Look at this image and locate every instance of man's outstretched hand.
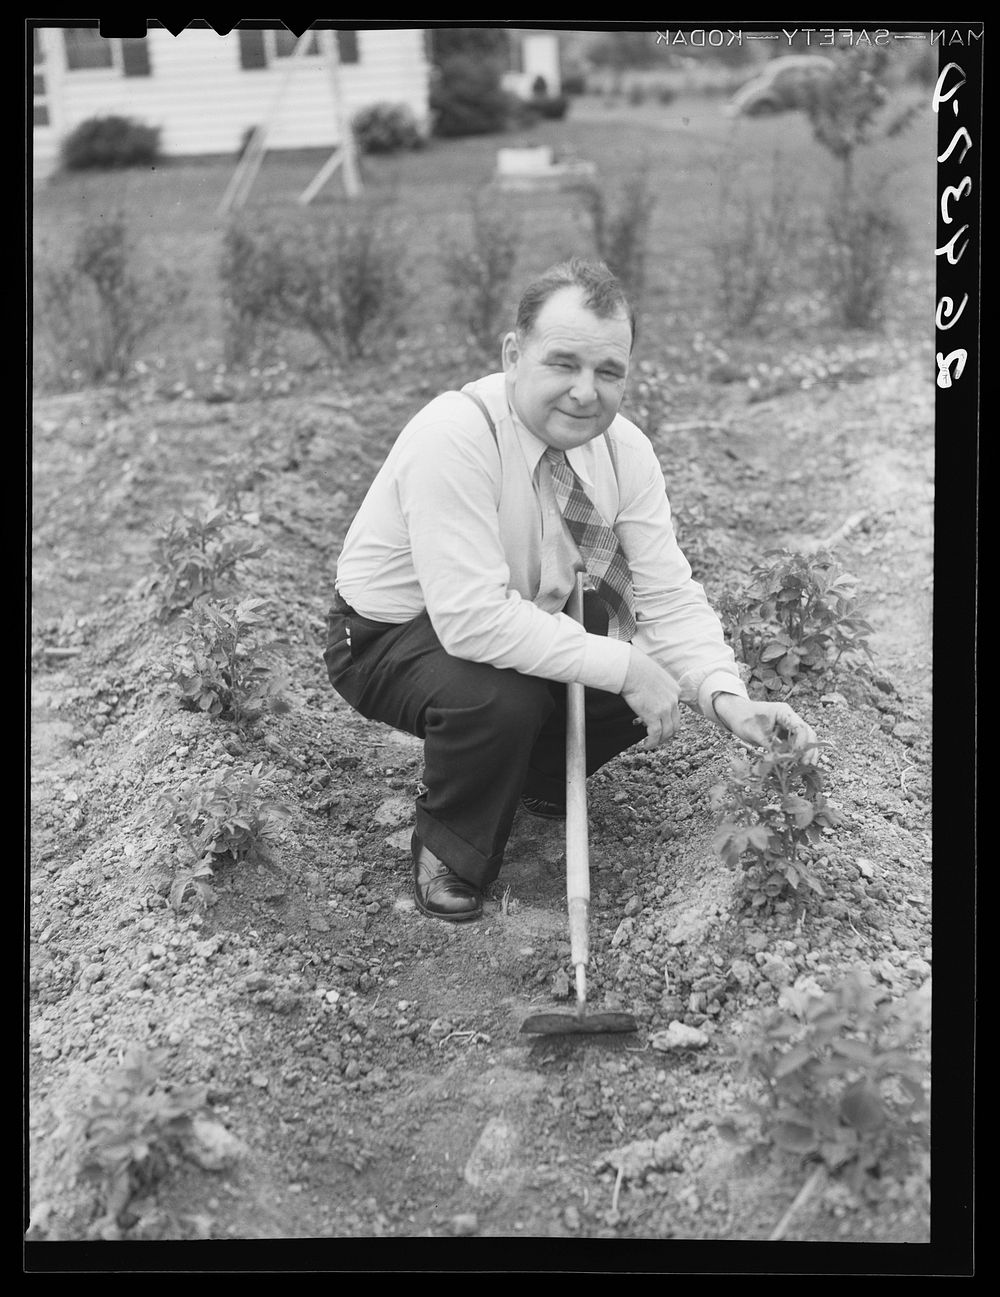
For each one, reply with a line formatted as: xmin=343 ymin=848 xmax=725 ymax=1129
xmin=711 ymin=692 xmax=818 ymax=761
xmin=621 ymin=648 xmax=681 ymax=749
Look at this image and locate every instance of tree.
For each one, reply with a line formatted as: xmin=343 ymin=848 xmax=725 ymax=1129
xmin=804 ymin=48 xmax=915 ymax=330
xmin=428 ymin=28 xmax=510 ymax=63
xmin=803 ymin=47 xmax=915 ymax=203
xmin=428 ymin=28 xmax=511 ymax=138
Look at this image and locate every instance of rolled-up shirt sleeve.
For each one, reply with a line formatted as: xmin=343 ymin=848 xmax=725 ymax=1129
xmin=394 ymin=418 xmax=632 ymax=693
xmin=611 ymin=432 xmax=748 ymax=722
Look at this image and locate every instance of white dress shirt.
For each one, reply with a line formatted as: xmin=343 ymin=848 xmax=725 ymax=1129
xmin=334 ymin=372 xmax=748 ymax=723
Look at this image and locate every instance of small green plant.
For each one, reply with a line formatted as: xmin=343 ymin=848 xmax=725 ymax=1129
xmin=147 ymin=500 xmax=263 ymax=620
xmin=157 ymin=761 xmax=289 ymax=910
xmin=723 ymin=970 xmax=930 ymax=1197
xmin=78 ymin=1048 xmax=209 ymax=1234
xmin=574 ymin=170 xmax=655 ymax=305
xmin=171 ymin=597 xmax=290 ymax=730
xmin=442 ymin=192 xmax=522 ymax=353
xmin=61 ymin=114 xmax=161 ymax=171
xmin=711 ymin=730 xmax=844 ymax=907
xmin=34 ymin=214 xmax=188 ymax=387
xmin=719 ymin=548 xmax=874 ymax=695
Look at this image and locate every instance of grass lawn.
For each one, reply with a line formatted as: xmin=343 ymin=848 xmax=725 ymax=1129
xmin=31 ymin=89 xmax=938 ymax=392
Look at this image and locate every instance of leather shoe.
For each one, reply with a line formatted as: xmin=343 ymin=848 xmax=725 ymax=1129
xmin=411 ymin=832 xmax=482 ymax=922
xmin=520 ymin=795 xmax=566 ymax=820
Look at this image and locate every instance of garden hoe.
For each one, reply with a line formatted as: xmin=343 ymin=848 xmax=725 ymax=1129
xmin=520 ymin=572 xmax=638 ymax=1038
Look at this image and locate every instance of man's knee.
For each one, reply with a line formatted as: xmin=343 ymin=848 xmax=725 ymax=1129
xmin=426 ymin=660 xmax=553 ymax=738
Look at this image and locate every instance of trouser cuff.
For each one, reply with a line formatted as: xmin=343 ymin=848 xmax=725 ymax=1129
xmin=415 ymin=799 xmax=504 ymax=891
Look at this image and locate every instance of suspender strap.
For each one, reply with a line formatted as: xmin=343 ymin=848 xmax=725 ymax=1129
xmin=461 ymin=389 xmax=498 ymax=445
xmin=460 ymin=388 xmax=619 ymax=488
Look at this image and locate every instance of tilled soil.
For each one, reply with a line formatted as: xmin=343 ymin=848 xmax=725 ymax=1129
xmin=28 ymin=343 xmax=934 ymax=1254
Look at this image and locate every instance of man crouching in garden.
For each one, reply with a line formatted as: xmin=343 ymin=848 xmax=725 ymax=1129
xmin=324 ymin=257 xmax=817 ymax=922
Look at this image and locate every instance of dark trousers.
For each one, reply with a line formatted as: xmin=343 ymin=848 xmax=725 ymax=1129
xmin=323 ymin=596 xmax=643 ymax=889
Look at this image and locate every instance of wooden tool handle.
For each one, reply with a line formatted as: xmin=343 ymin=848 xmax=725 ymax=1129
xmin=566 ymin=571 xmax=590 ymax=977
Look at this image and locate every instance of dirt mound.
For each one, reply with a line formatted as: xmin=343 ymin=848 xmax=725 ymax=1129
xmin=29 ymin=355 xmax=933 ymax=1247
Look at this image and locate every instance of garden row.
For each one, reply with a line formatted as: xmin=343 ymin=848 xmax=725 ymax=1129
xmin=138 ymin=471 xmax=876 ymax=920
xmin=56 ymin=469 xmax=928 ymax=1233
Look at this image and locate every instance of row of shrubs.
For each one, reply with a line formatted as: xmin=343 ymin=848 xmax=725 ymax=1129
xmin=33 ymin=166 xmax=660 ymax=387
xmin=34 ymin=159 xmax=906 ymax=397
xmin=58 ymin=84 xmax=568 ymax=173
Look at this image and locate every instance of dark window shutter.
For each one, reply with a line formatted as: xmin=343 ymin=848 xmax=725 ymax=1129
xmin=64 ymin=29 xmax=114 ymax=70
xmin=121 ymin=37 xmax=151 ymax=77
xmin=336 ymin=30 xmax=359 ymax=64
xmin=34 ymin=103 xmax=50 ymax=126
xmin=238 ymin=28 xmax=268 ymax=70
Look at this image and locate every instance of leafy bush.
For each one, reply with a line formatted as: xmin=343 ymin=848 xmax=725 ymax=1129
xmin=157 ymin=762 xmax=290 ymax=910
xmin=802 ymin=48 xmax=915 ymax=330
xmin=709 ymin=153 xmax=801 ymax=332
xmin=61 ymin=114 xmax=161 ymax=171
xmin=574 ymin=171 xmax=655 ymax=305
xmin=78 ymin=1048 xmax=210 ymax=1236
xmin=723 ymin=970 xmax=930 ymax=1197
xmin=219 ymin=201 xmax=409 ymax=364
xmin=711 ymin=731 xmax=842 ymax=907
xmin=146 ymin=500 xmax=262 ymax=621
xmin=430 ymin=53 xmax=511 ymax=137
xmin=531 ymin=92 xmax=570 ymax=120
xmin=719 ymin=549 xmax=874 ymax=695
xmin=218 ymin=219 xmax=282 ymax=366
xmin=351 ymin=102 xmax=425 ymax=154
xmin=442 ymin=193 xmax=521 ymax=353
xmin=171 ymin=597 xmax=291 ymax=730
xmin=824 ymin=196 xmax=908 ymax=330
xmin=34 ymin=214 xmax=189 ymax=387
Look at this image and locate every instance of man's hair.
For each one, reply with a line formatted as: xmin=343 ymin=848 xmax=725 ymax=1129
xmin=514 ymin=258 xmax=637 ymax=349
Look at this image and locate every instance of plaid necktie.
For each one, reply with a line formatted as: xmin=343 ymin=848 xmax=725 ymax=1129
xmin=545 ymin=448 xmax=636 ymax=642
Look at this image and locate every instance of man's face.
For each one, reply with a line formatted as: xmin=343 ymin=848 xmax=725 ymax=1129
xmin=502 ymin=286 xmax=632 ymax=451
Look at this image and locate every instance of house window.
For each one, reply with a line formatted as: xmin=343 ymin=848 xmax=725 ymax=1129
xmin=63 ymin=29 xmax=151 ymax=76
xmin=33 ymin=29 xmax=50 ymax=125
xmin=238 ymin=27 xmax=358 ymax=69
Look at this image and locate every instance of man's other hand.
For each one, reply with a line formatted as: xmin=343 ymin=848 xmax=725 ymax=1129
xmin=622 ymin=649 xmax=681 ymax=749
xmin=712 ymin=693 xmax=818 ymax=762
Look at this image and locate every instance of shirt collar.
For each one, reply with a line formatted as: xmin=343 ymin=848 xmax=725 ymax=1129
xmin=502 ymin=387 xmax=600 ymax=490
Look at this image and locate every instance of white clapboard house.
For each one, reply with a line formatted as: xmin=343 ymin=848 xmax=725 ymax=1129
xmin=31 ymin=24 xmax=432 ymax=181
